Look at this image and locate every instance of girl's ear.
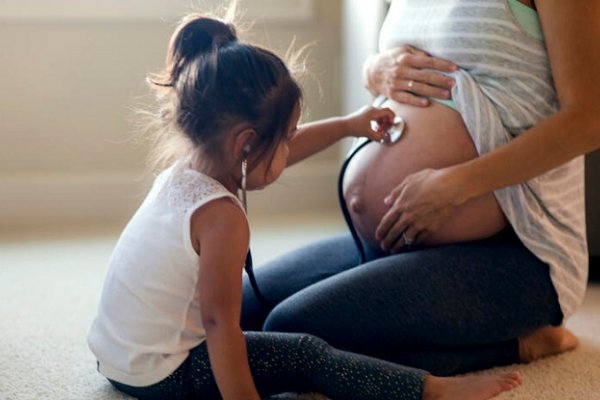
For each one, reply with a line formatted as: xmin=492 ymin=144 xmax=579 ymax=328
xmin=233 ymin=128 xmax=257 ymax=160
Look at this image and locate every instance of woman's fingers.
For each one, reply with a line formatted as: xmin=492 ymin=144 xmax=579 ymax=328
xmin=408 ymin=53 xmax=458 ymax=73
xmin=377 ymin=168 xmax=460 ymax=253
xmin=376 ymin=205 xmax=398 ymax=242
xmin=378 ymin=212 xmax=408 ymax=252
xmin=386 ymin=52 xmax=457 ymax=102
xmin=376 ymin=46 xmax=458 ymax=107
xmin=377 ymin=210 xmax=425 ymax=253
xmin=376 ymin=188 xmax=407 ymax=246
xmin=391 ymin=52 xmax=457 ymax=76
xmin=406 ymin=68 xmax=456 ymax=92
xmin=388 ymin=67 xmax=455 ymax=96
xmin=387 ymin=89 xmax=430 ymax=107
xmin=378 ymin=208 xmax=431 ymax=253
xmin=398 ymin=79 xmax=451 ymax=100
xmin=388 ymin=225 xmax=423 ymax=254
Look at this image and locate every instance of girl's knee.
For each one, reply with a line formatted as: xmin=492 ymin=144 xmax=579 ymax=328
xmin=298 ymin=333 xmax=328 ymax=350
xmin=292 ymin=333 xmax=331 ymax=362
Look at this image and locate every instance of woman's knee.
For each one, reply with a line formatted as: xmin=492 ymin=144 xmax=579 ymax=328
xmin=263 ymin=301 xmax=308 ymax=333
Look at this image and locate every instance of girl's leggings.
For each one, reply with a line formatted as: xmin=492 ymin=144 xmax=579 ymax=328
xmin=108 ymin=332 xmax=426 ymax=400
xmin=241 ymin=228 xmax=564 ymax=376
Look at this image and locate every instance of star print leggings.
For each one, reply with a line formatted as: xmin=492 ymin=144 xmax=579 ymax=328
xmin=108 ymin=332 xmax=426 ymax=400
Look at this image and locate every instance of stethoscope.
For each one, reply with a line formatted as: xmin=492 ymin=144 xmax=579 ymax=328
xmin=337 ymin=97 xmax=405 ymax=265
xmin=247 ymin=96 xmax=405 ymax=306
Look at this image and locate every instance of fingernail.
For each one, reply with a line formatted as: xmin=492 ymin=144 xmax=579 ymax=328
xmin=443 ymin=90 xmax=451 ymax=98
xmin=448 ymin=79 xmax=456 ymax=86
xmin=420 ymin=98 xmax=428 ymax=106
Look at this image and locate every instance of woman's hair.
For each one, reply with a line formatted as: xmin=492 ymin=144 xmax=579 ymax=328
xmin=146 ymin=12 xmax=303 ymax=170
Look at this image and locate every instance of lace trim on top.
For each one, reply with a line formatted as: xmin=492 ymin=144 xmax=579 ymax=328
xmin=157 ymin=165 xmax=242 ymax=213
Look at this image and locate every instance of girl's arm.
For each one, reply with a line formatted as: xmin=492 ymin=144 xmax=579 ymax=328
xmin=286 ymin=106 xmax=395 ymax=166
xmin=192 ymin=198 xmax=260 ymax=400
xmin=376 ymin=0 xmax=600 ymax=246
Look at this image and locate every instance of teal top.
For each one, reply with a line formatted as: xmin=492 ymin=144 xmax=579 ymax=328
xmin=508 ymin=0 xmax=544 ymax=42
xmin=434 ymin=0 xmax=543 ymax=111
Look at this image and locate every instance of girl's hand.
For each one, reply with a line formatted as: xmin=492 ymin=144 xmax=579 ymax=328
xmin=343 ymin=105 xmax=396 ymax=142
xmin=364 ymin=45 xmax=458 ymax=107
xmin=375 ymin=167 xmax=466 ymax=253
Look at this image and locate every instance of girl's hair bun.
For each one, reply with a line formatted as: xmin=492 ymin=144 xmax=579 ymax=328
xmin=177 ymin=14 xmax=237 ymax=58
xmin=153 ymin=14 xmax=237 ymax=87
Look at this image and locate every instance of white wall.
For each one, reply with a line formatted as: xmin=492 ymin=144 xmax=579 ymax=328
xmin=1 ymin=0 xmax=597 ymax=258
xmin=341 ymin=0 xmax=387 ymax=115
xmin=0 ymin=0 xmax=343 ymax=231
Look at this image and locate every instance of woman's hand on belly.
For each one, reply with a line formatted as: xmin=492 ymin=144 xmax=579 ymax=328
xmin=364 ymin=45 xmax=457 ymax=106
xmin=375 ymin=167 xmax=463 ymax=252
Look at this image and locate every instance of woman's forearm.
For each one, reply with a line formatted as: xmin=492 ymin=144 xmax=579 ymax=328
xmin=454 ymin=108 xmax=600 ymax=205
xmin=455 ymin=0 xmax=600 ymax=203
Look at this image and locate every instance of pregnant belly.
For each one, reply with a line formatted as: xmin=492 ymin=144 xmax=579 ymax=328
xmin=343 ymin=100 xmax=507 ymax=250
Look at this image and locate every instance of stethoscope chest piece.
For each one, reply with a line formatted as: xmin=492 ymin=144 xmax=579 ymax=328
xmin=384 ymin=116 xmax=405 ymax=144
xmin=371 ymin=115 xmax=405 ymax=145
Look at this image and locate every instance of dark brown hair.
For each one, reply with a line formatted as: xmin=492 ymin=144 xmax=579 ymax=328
xmin=146 ymin=13 xmax=303 ymax=169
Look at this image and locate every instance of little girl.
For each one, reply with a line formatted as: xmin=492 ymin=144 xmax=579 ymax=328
xmin=87 ymin=12 xmax=522 ymax=400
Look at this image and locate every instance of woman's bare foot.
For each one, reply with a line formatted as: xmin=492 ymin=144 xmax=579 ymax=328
xmin=423 ymin=372 xmax=522 ymax=400
xmin=518 ymin=325 xmax=579 ymax=363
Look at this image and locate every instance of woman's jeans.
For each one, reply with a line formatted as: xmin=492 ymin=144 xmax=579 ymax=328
xmin=241 ymin=228 xmax=563 ymax=376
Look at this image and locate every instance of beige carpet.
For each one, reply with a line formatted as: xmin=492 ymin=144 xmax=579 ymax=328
xmin=1 ymin=217 xmax=599 ymax=400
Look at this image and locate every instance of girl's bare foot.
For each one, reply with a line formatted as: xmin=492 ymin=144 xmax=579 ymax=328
xmin=518 ymin=325 xmax=579 ymax=363
xmin=423 ymin=372 xmax=522 ymax=400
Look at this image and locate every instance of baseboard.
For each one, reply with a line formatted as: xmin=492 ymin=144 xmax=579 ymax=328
xmin=0 ymin=163 xmax=340 ymax=231
xmin=0 ymin=171 xmax=150 ymax=231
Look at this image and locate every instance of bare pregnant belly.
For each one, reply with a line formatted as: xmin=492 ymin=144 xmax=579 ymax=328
xmin=343 ymin=100 xmax=507 ymax=250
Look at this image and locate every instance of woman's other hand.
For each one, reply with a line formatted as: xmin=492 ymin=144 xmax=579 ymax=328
xmin=363 ymin=45 xmax=458 ymax=107
xmin=343 ymin=105 xmax=396 ymax=142
xmin=375 ymin=167 xmax=467 ymax=253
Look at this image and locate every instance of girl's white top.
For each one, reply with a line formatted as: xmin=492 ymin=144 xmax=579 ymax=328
xmin=87 ymin=161 xmax=244 ymax=387
xmin=380 ymin=0 xmax=587 ymax=319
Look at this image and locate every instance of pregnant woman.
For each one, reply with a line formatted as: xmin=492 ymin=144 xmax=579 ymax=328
xmin=241 ymin=0 xmax=600 ymax=375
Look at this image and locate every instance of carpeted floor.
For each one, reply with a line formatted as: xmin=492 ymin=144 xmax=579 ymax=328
xmin=1 ymin=217 xmax=599 ymax=400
